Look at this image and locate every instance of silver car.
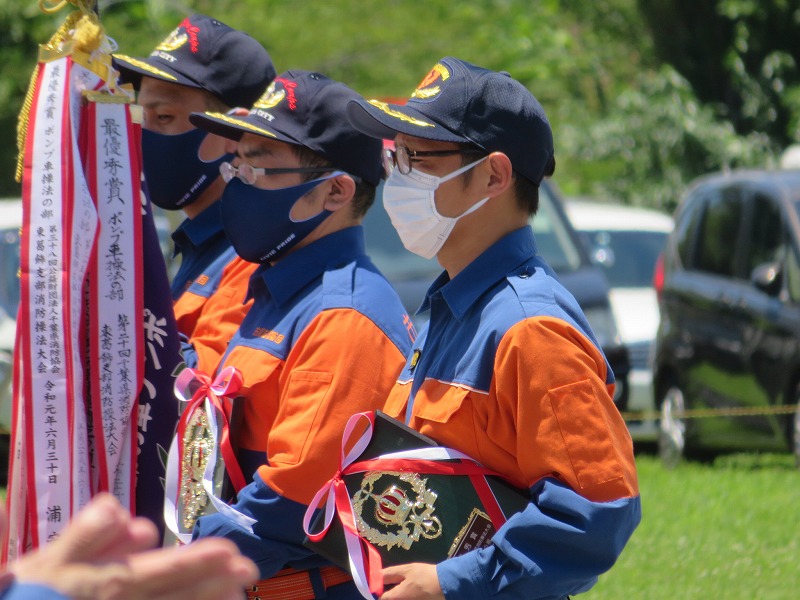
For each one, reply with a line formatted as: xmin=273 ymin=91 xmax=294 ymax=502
xmin=565 ymin=199 xmax=674 ymax=442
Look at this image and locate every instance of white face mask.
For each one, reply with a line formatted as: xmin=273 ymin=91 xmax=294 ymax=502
xmin=383 ymin=157 xmax=490 ymax=259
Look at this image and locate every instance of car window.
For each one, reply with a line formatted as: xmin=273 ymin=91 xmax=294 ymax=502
xmin=0 ymin=228 xmax=20 ymax=318
xmin=694 ymin=186 xmax=743 ymax=277
xmin=530 ymin=184 xmax=583 ymax=273
xmin=675 ymin=190 xmax=705 ymax=269
xmin=745 ymin=193 xmax=785 ymax=277
xmin=582 ymin=230 xmax=668 ymax=288
xmin=786 ymin=243 xmax=800 ymax=302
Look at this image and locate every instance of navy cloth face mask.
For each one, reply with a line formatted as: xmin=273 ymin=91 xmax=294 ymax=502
xmin=221 ymin=172 xmax=342 ymax=264
xmin=142 ymin=127 xmax=233 ymax=211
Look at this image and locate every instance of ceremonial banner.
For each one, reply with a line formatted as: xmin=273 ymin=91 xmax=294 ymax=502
xmin=8 ymin=54 xmax=102 ymax=556
xmin=303 ymin=411 xmax=529 ymax=599
xmin=4 ymin=2 xmax=178 ymax=558
xmin=136 ymin=188 xmax=183 ymax=541
xmin=83 ymin=98 xmax=143 ymax=506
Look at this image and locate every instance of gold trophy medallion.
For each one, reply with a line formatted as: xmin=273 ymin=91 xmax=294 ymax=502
xmin=352 ymin=471 xmax=442 ymax=551
xmin=179 ymin=407 xmax=213 ymax=530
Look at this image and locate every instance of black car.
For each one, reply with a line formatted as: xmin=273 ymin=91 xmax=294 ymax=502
xmin=363 ymin=180 xmax=630 ymax=410
xmin=654 ymin=169 xmax=800 ymax=466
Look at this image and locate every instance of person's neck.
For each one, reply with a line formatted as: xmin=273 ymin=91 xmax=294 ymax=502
xmin=438 ymin=202 xmax=528 ymax=279
xmin=271 ymin=214 xmax=360 ymax=265
xmin=181 ymin=177 xmax=225 ymax=219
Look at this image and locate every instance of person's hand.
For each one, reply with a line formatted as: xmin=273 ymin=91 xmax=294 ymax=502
xmin=0 ymin=508 xmax=15 ymax=593
xmin=10 ymin=493 xmax=258 ymax=600
xmin=380 ymin=563 xmax=444 ymax=600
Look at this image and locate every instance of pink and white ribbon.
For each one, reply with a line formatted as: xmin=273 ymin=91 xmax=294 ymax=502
xmin=303 ymin=412 xmax=522 ymax=599
xmin=163 ymin=367 xmax=256 ymax=544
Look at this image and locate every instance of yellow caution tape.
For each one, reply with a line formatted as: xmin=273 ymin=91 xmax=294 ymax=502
xmin=621 ymin=404 xmax=798 ymax=421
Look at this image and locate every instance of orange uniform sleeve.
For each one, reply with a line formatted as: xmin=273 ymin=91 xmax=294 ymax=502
xmin=493 ymin=316 xmax=638 ymax=502
xmin=175 ymin=257 xmax=257 ymax=374
xmin=384 ymin=315 xmax=638 ymax=505
xmin=256 ymin=308 xmax=406 ymax=504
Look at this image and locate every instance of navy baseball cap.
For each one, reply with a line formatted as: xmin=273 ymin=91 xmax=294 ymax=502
xmin=347 ymin=57 xmax=555 ymax=185
xmin=113 ymin=14 xmax=275 ymax=108
xmin=189 ymin=70 xmax=383 ymax=187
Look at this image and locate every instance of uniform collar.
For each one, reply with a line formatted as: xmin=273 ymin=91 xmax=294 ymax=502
xmin=171 ymin=202 xmax=225 ymax=256
xmin=252 ymin=226 xmax=367 ymax=307
xmin=421 ymin=226 xmax=538 ymax=320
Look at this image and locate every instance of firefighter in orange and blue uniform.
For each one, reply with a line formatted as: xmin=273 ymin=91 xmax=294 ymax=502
xmin=114 ymin=14 xmax=276 ymax=372
xmin=189 ymin=71 xmax=414 ymax=599
xmin=344 ymin=57 xmax=642 ymax=599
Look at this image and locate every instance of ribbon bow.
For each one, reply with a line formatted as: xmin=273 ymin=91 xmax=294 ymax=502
xmin=303 ymin=412 xmax=521 ymax=600
xmin=164 ymin=366 xmax=256 ymax=545
xmin=174 ymin=366 xmax=246 ymax=494
xmin=303 ymin=412 xmax=383 ymax=599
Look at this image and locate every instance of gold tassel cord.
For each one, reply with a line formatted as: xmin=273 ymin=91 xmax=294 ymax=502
xmin=38 ymin=0 xmax=71 ymax=13
xmin=15 ymin=2 xmax=106 ymax=182
xmin=14 ymin=65 xmax=42 ymax=184
xmin=38 ymin=1 xmax=96 ymax=15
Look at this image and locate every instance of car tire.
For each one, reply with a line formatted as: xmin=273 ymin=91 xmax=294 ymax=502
xmin=793 ymin=385 xmax=800 ymax=469
xmin=659 ymin=383 xmax=686 ymax=468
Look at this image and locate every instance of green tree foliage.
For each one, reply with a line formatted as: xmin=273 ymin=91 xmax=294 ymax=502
xmin=566 ymin=66 xmax=774 ymax=211
xmin=0 ymin=0 xmax=794 ymax=210
xmin=639 ymin=0 xmax=800 ymax=145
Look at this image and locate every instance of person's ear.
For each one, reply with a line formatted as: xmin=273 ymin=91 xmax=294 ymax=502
xmin=322 ymin=174 xmax=356 ymax=212
xmin=484 ymin=152 xmax=513 ymax=198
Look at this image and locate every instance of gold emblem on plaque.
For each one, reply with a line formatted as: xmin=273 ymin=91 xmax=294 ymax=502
xmin=179 ymin=407 xmax=213 ymax=530
xmin=352 ymin=471 xmax=442 ymax=551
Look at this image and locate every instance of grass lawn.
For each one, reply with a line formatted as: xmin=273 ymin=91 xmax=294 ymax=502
xmin=0 ymin=451 xmax=796 ymax=598
xmin=583 ymin=451 xmax=799 ymax=599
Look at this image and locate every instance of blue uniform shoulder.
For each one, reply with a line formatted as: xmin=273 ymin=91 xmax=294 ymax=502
xmin=183 ymin=246 xmax=240 ymax=299
xmin=326 ymin=258 xmax=415 ymax=355
xmin=504 ymin=256 xmax=604 ymax=355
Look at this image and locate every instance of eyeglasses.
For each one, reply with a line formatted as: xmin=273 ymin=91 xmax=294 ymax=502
xmin=382 ymin=146 xmax=485 ymax=176
xmin=219 ymin=161 xmax=334 ymax=186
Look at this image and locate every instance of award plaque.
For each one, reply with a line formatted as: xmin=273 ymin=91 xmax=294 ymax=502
xmin=304 ymin=411 xmax=529 ymax=568
xmin=163 ymin=393 xmax=245 ymax=546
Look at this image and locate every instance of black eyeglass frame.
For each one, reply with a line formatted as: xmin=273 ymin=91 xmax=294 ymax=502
xmin=382 ymin=146 xmax=485 ymax=175
xmin=219 ymin=161 xmax=336 ymax=185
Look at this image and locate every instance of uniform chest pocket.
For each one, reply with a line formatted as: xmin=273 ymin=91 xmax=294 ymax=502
xmin=411 ymin=383 xmax=482 ymax=461
xmin=269 ymin=370 xmax=333 ymax=466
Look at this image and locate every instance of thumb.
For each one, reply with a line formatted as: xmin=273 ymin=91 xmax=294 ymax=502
xmin=381 ymin=565 xmax=407 ymax=586
xmin=44 ymin=494 xmax=132 ymax=563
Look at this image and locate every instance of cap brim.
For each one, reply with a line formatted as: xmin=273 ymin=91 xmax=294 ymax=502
xmin=346 ymin=99 xmax=467 ymax=143
xmin=189 ymin=111 xmax=285 ymax=143
xmin=113 ymin=54 xmax=202 ymax=90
